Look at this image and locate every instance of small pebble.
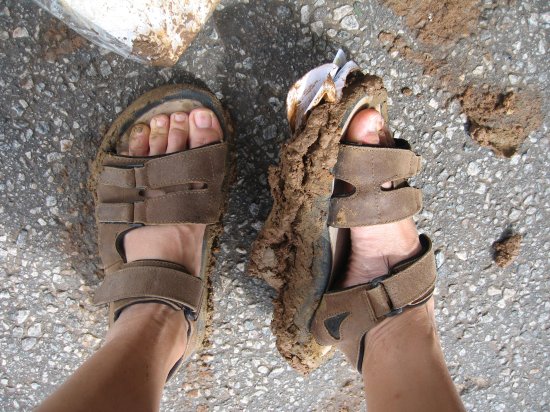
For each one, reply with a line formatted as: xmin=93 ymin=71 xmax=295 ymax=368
xmin=333 ymin=5 xmax=353 ymax=21
xmin=12 ymin=27 xmax=29 ymax=38
xmin=99 ymin=61 xmax=112 ymax=77
xmin=341 ymin=15 xmax=359 ymax=30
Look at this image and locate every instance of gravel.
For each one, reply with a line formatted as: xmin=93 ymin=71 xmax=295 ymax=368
xmin=0 ymin=0 xmax=549 ymax=411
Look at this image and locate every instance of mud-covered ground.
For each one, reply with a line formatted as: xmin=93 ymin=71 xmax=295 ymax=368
xmin=0 ymin=0 xmax=549 ymax=411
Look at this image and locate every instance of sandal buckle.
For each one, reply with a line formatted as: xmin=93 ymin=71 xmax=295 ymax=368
xmin=367 ymin=274 xmax=404 ymax=318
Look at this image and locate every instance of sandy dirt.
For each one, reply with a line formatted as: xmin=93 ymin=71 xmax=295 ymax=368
xmin=381 ymin=0 xmax=481 ymax=46
xmin=41 ymin=19 xmax=88 ymax=63
xmin=379 ymin=0 xmax=542 ymax=157
xmin=493 ymin=233 xmax=522 ymax=267
xmin=459 ymin=87 xmax=543 ymax=157
xmin=249 ymin=74 xmax=388 ymax=373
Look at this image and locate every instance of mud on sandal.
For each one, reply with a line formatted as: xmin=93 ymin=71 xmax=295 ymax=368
xmin=249 ymin=51 xmax=437 ymax=373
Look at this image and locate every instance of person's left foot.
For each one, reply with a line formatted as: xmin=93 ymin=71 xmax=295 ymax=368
xmin=340 ymin=109 xmax=422 ymax=287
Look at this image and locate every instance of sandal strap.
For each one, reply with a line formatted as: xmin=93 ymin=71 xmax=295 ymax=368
xmin=96 ymin=142 xmax=228 ymax=224
xmin=99 ymin=142 xmax=228 ymax=189
xmin=310 ymin=235 xmax=436 ymax=372
xmin=93 ymin=260 xmax=204 ymax=316
xmin=328 ymin=141 xmax=422 ymax=227
xmin=96 ymin=191 xmax=222 ymax=224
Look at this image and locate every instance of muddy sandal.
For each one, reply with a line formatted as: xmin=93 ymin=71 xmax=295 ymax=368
xmin=90 ymin=84 xmax=233 ymax=378
xmin=250 ymin=73 xmax=436 ymax=373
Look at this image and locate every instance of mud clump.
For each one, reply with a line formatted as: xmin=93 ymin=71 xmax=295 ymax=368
xmin=131 ymin=8 xmax=215 ymax=66
xmin=377 ymin=26 xmax=543 ymax=157
xmin=249 ymin=74 xmax=388 ymax=373
xmin=459 ymin=87 xmax=543 ymax=157
xmin=132 ymin=24 xmax=196 ymax=67
xmin=493 ymin=233 xmax=522 ymax=267
xmin=381 ymin=0 xmax=481 ymax=46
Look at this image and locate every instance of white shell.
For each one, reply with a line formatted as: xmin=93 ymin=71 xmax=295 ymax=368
xmin=286 ymin=50 xmax=360 ymax=133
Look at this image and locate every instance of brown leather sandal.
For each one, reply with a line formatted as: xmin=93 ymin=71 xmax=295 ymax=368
xmin=90 ymin=84 xmax=234 ymax=378
xmin=250 ymin=74 xmax=436 ymax=373
xmin=310 ymin=89 xmax=437 ymax=371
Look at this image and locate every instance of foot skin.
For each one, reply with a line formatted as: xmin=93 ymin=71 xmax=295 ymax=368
xmin=109 ymin=108 xmax=223 ymax=367
xmin=341 ymin=109 xmax=422 ymax=288
xmin=121 ymin=108 xmax=223 ymax=276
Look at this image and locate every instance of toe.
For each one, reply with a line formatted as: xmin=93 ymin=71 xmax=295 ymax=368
xmin=128 ymin=123 xmax=150 ymax=156
xmin=188 ymin=108 xmax=223 ymax=149
xmin=167 ymin=112 xmax=189 ymax=153
xmin=345 ymin=108 xmax=393 ymax=147
xmin=148 ymin=114 xmax=170 ymax=155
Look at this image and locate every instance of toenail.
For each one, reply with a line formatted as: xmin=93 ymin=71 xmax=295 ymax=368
xmin=174 ymin=113 xmax=187 ymax=122
xmin=194 ymin=111 xmax=212 ymax=128
xmin=155 ymin=117 xmax=167 ymax=127
xmin=131 ymin=125 xmax=144 ymax=135
xmin=376 ymin=118 xmax=385 ymax=131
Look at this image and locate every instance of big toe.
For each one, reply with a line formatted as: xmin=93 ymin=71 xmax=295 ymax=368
xmin=188 ymin=108 xmax=223 ymax=149
xmin=345 ymin=108 xmax=393 ymax=147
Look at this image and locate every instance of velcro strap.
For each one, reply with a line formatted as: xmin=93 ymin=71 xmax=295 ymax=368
xmin=93 ymin=264 xmax=204 ymax=313
xmin=328 ymin=141 xmax=422 ymax=228
xmin=99 ymin=142 xmax=228 ymax=189
xmin=366 ymin=236 xmax=436 ymax=317
xmin=310 ymin=235 xmax=436 ymax=371
xmin=96 ymin=190 xmax=221 ymax=224
xmin=329 ymin=187 xmax=422 ymax=227
xmin=334 ymin=141 xmax=421 ymax=187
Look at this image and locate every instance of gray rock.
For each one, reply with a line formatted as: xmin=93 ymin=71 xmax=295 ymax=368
xmin=99 ymin=61 xmax=112 ymax=77
xmin=21 ymin=338 xmax=37 ymax=351
xmin=300 ymin=5 xmax=310 ymax=24
xmin=12 ymin=27 xmax=29 ymax=38
xmin=341 ymin=15 xmax=359 ymax=30
xmin=310 ymin=21 xmax=324 ymax=36
xmin=333 ymin=5 xmax=353 ymax=21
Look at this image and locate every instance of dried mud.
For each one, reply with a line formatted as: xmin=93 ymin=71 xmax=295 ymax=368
xmin=381 ymin=0 xmax=481 ymax=46
xmin=459 ymin=87 xmax=543 ymax=157
xmin=131 ymin=1 xmax=219 ymax=66
xmin=493 ymin=233 xmax=522 ymax=267
xmin=42 ymin=19 xmax=88 ymax=63
xmin=379 ymin=1 xmax=542 ymax=157
xmin=249 ymin=74 xmax=388 ymax=373
xmin=132 ymin=23 xmax=197 ymax=67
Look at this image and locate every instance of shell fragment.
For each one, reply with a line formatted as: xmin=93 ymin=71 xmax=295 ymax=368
xmin=286 ymin=50 xmax=360 ymax=133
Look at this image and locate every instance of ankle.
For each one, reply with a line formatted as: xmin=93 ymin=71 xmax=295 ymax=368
xmin=105 ymin=303 xmax=189 ymax=371
xmin=345 ymin=218 xmax=422 ymax=287
xmin=364 ymin=299 xmax=436 ymax=357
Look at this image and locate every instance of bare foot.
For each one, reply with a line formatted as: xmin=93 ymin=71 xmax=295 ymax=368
xmin=341 ymin=109 xmax=422 ymax=287
xmin=121 ymin=108 xmax=223 ymax=275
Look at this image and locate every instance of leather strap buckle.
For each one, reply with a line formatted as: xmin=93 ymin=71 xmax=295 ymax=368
xmin=367 ymin=274 xmax=404 ymax=317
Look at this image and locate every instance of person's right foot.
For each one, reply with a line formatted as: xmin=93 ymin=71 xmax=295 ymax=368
xmin=108 ymin=107 xmax=225 ymax=367
xmin=121 ymin=108 xmax=223 ymax=276
xmin=341 ymin=109 xmax=422 ymax=287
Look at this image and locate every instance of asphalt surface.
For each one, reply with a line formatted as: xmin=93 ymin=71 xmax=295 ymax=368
xmin=0 ymin=0 xmax=549 ymax=411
